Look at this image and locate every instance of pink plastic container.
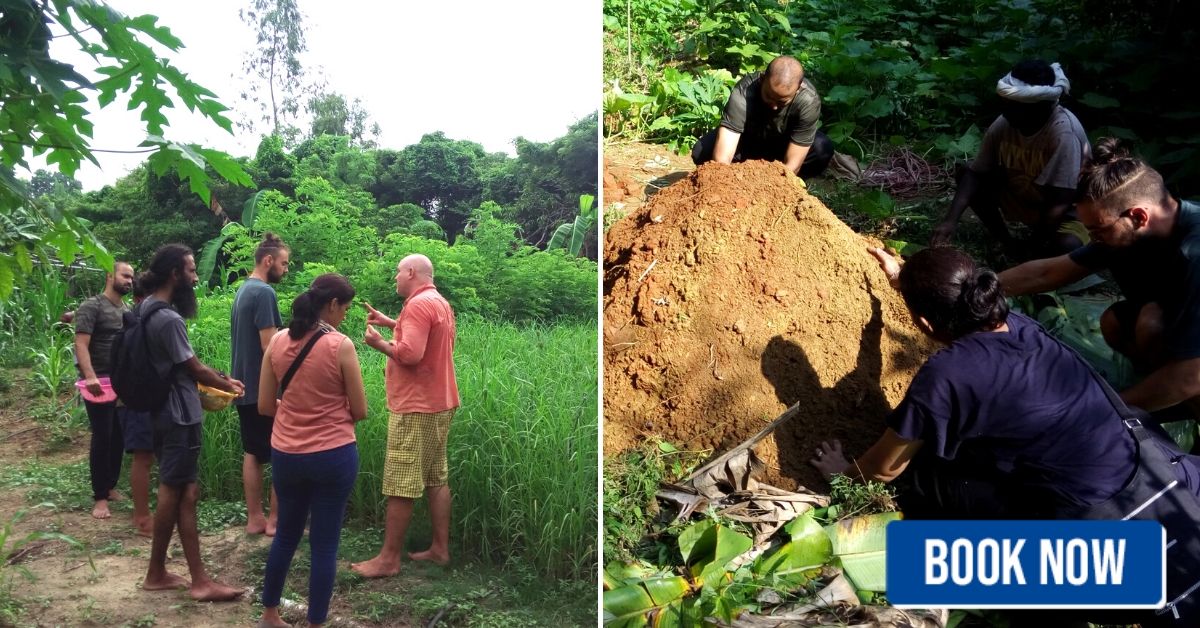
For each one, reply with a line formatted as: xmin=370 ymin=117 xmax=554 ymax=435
xmin=75 ymin=377 xmax=117 ymax=403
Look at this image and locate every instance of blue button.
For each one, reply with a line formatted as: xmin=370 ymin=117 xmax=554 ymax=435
xmin=887 ymin=520 xmax=1165 ymax=608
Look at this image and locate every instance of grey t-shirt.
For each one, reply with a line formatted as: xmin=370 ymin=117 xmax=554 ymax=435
xmin=139 ymin=296 xmax=202 ymax=425
xmin=230 ymin=278 xmax=281 ymax=406
xmin=73 ymin=294 xmax=128 ymax=376
xmin=970 ymin=105 xmax=1090 ymax=223
xmin=720 ymin=72 xmax=822 ymax=147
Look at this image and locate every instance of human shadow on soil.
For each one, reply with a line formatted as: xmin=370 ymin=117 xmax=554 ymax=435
xmin=761 ymin=296 xmax=892 ymax=489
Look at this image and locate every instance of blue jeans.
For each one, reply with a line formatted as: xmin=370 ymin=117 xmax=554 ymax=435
xmin=260 ymin=442 xmax=358 ymax=624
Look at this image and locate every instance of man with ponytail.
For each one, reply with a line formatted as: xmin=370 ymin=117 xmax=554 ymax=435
xmin=136 ymin=244 xmax=244 ymax=601
xmin=932 ymin=59 xmax=1091 ymax=256
xmin=230 ymin=233 xmax=290 ymax=536
xmin=352 ymin=253 xmax=460 ymax=579
xmin=1000 ymin=138 xmax=1200 ymax=424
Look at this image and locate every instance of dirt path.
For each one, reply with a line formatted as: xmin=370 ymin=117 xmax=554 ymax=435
xmin=603 ymin=141 xmax=695 ymax=224
xmin=0 ymin=396 xmax=270 ymax=627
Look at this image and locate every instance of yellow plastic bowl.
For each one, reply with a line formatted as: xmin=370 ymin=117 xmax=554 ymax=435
xmin=197 ymin=383 xmax=237 ymax=412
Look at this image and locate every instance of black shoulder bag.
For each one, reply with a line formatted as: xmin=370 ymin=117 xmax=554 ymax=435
xmin=278 ymin=328 xmax=329 ymax=398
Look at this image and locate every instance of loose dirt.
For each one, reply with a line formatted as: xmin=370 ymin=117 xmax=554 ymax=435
xmin=603 ymin=160 xmax=940 ymax=490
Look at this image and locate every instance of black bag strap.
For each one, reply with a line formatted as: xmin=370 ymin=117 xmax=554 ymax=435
xmin=279 ymin=328 xmax=328 ymax=397
xmin=133 ymin=300 xmax=174 ymax=374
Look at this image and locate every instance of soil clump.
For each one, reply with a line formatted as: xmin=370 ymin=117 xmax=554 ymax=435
xmin=603 ymin=160 xmax=939 ymax=490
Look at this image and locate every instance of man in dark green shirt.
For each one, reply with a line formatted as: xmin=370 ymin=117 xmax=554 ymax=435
xmin=74 ymin=261 xmax=133 ymax=520
xmin=691 ymin=55 xmax=833 ymax=178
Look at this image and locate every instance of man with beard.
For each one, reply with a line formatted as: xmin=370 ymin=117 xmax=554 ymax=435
xmin=137 ymin=244 xmax=244 ymax=601
xmin=74 ymin=260 xmax=135 ymax=520
xmin=121 ymin=273 xmax=156 ymax=536
xmin=230 ymin=233 xmax=290 ymax=536
xmin=999 ymin=139 xmax=1200 ymax=426
xmin=690 ymin=55 xmax=834 ymax=178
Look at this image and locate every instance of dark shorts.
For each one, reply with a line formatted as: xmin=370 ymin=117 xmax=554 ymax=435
xmin=152 ymin=413 xmax=201 ymax=487
xmin=236 ymin=403 xmax=274 ymax=464
xmin=118 ymin=407 xmax=153 ymax=452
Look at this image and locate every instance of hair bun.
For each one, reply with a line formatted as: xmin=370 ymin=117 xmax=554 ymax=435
xmin=957 ymin=269 xmax=1008 ymax=331
xmin=1092 ymin=137 xmax=1132 ymax=166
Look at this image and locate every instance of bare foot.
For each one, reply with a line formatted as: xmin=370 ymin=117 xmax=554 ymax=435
xmin=257 ymin=609 xmax=291 ymax=628
xmin=246 ymin=514 xmax=268 ymax=535
xmin=132 ymin=515 xmax=153 ymax=537
xmin=350 ymin=555 xmax=401 ymax=578
xmin=408 ymin=549 xmax=450 ymax=565
xmin=189 ymin=579 xmax=243 ymax=602
xmin=265 ymin=517 xmax=277 ymax=537
xmin=92 ymin=500 xmax=111 ymax=519
xmin=107 ymin=489 xmax=125 ymax=501
xmin=143 ymin=572 xmax=189 ymax=591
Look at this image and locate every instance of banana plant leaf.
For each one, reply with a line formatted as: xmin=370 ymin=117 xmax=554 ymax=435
xmin=824 ymin=512 xmax=902 ymax=592
xmin=603 ymin=576 xmax=691 ymax=627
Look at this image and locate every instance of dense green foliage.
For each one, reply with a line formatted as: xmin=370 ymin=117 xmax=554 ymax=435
xmin=604 ymin=0 xmax=1200 ymax=194
xmin=185 ymin=291 xmax=597 ymax=580
xmin=1 ymin=0 xmax=254 ymax=298
xmin=47 ymin=116 xmax=598 ymax=323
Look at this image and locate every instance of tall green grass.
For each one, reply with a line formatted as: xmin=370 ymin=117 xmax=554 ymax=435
xmin=188 ymin=287 xmax=598 ymax=580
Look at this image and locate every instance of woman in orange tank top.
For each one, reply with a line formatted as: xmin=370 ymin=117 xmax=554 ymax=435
xmin=256 ymin=274 xmax=367 ymax=628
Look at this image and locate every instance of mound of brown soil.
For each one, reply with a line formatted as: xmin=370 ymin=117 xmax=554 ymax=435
xmin=603 ymin=161 xmax=939 ymax=490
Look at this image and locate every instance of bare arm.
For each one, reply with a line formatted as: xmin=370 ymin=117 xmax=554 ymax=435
xmin=997 ymin=254 xmax=1091 ymax=296
xmin=339 ymin=338 xmax=368 ymax=421
xmin=1121 ymin=358 xmax=1200 ymax=413
xmin=930 ymin=169 xmax=984 ymax=246
xmin=783 ymin=142 xmax=811 ymax=175
xmin=75 ymin=333 xmax=96 ymax=381
xmin=259 ymin=327 xmax=276 ymax=351
xmin=851 ymin=429 xmax=924 ymax=483
xmin=184 ymin=356 xmax=242 ymax=396
xmin=810 ymin=429 xmax=923 ymax=484
xmin=712 ymin=127 xmax=740 ymax=165
xmin=258 ymin=333 xmax=280 ymax=417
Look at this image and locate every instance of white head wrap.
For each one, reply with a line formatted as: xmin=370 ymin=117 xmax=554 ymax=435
xmin=995 ymin=62 xmax=1070 ymax=103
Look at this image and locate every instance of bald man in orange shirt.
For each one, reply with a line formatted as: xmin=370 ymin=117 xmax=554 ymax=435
xmin=352 ymin=254 xmax=461 ymax=578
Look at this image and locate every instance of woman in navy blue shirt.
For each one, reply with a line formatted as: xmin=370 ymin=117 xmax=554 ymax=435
xmin=811 ymin=246 xmax=1200 ymax=519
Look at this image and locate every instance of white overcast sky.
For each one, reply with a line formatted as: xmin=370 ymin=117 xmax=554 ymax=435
xmin=39 ymin=0 xmax=600 ymax=190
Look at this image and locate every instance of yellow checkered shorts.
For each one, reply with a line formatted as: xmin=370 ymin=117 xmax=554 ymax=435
xmin=382 ymin=409 xmax=456 ymax=498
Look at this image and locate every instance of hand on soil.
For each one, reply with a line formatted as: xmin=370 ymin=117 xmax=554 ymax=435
xmin=810 ymin=439 xmax=851 ymax=480
xmin=929 ymin=221 xmax=956 ymax=247
xmin=867 ymin=246 xmax=901 ymax=281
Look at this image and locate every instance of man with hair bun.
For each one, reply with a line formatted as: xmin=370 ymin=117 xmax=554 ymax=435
xmin=691 ymin=54 xmax=834 ymax=178
xmin=1000 ymin=138 xmax=1200 ymax=425
xmin=230 ymin=232 xmax=290 ymax=536
xmin=932 ymin=59 xmax=1091 ymax=256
